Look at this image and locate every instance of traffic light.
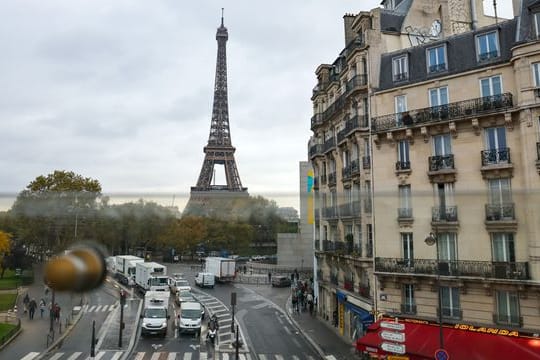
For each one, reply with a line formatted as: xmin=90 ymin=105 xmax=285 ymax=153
xmin=44 ymin=243 xmax=107 ymax=292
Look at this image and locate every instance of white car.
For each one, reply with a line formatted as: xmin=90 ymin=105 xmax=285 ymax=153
xmin=168 ymin=278 xmax=191 ymax=294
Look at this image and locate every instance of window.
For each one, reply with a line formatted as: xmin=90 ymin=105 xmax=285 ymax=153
xmin=397 ymin=140 xmax=410 ymax=170
xmin=366 ymin=224 xmax=373 ymax=257
xmin=495 ymin=291 xmax=520 ymax=325
xmin=532 ymin=63 xmax=540 ymax=87
xmin=393 ymin=55 xmax=408 ymax=82
xmin=433 ymin=134 xmax=452 ymax=156
xmin=398 ymin=185 xmax=412 ymax=218
xmin=401 ymin=233 xmax=413 ymax=266
xmin=383 ymin=0 xmax=396 ymax=10
xmin=487 ymin=178 xmax=514 ymax=220
xmin=402 ymin=284 xmax=416 ymax=314
xmin=476 ymin=31 xmax=499 ymax=61
xmin=429 ymin=86 xmax=449 ymax=107
xmin=484 ymin=127 xmax=508 ymax=164
xmin=435 ymin=183 xmax=456 ymax=221
xmin=441 ymin=287 xmax=461 ymax=318
xmin=480 ymin=75 xmax=502 ymax=97
xmin=438 ymin=233 xmax=457 ymax=261
xmin=395 ymin=95 xmax=407 ymax=125
xmin=427 ymin=45 xmax=447 ymax=73
xmin=534 ymin=13 xmax=540 ymax=38
xmin=492 ymin=233 xmax=515 ymax=262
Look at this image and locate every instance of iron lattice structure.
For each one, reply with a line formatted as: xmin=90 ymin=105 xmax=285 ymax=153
xmin=191 ymin=16 xmax=247 ymax=195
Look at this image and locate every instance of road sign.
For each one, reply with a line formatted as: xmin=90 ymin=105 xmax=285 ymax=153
xmin=381 ymin=321 xmax=405 ymax=331
xmin=435 ymin=349 xmax=450 ymax=360
xmin=381 ymin=342 xmax=406 ymax=354
xmin=380 ymin=330 xmax=406 ymax=343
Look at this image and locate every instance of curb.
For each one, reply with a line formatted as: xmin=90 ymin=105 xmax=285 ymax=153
xmin=0 ymin=326 xmax=22 ymax=351
xmin=120 ymin=297 xmax=143 ymax=360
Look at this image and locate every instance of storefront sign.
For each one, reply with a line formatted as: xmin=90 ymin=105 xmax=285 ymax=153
xmin=380 ymin=330 xmax=406 ymax=342
xmin=454 ymin=324 xmax=519 ymax=337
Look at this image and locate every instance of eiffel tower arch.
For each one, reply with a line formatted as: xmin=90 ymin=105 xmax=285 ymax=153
xmin=185 ymin=13 xmax=248 ymax=217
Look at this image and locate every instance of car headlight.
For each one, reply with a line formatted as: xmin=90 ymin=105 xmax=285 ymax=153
xmin=162 ymin=322 xmax=167 ymax=327
xmin=142 ymin=322 xmax=148 ymax=327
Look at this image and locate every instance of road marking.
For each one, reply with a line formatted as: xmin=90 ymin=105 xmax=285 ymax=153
xmin=109 ymin=352 xmax=123 ymax=360
xmin=101 ymin=305 xmax=109 ymax=312
xmin=94 ymin=305 xmax=102 ymax=312
xmin=20 ymin=353 xmax=40 ymax=360
xmin=133 ymin=352 xmax=145 ymax=360
xmin=150 ymin=353 xmax=162 ymax=360
xmin=292 ymin=356 xmax=300 ymax=360
xmin=183 ymin=353 xmax=192 ymax=360
xmin=258 ymin=355 xmax=267 ymax=360
xmin=95 ymin=352 xmax=106 ymax=359
xmin=199 ymin=352 xmax=207 ymax=360
xmin=87 ymin=305 xmax=96 ymax=312
xmin=167 ymin=353 xmax=177 ymax=360
xmin=222 ymin=354 xmax=229 ymax=360
xmin=82 ymin=305 xmax=89 ymax=311
xmin=48 ymin=353 xmax=64 ymax=360
xmin=66 ymin=352 xmax=83 ymax=360
xmin=274 ymin=356 xmax=285 ymax=360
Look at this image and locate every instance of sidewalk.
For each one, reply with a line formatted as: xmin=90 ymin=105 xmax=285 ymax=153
xmin=0 ymin=263 xmax=84 ymax=359
xmin=244 ymin=281 xmax=357 ymax=360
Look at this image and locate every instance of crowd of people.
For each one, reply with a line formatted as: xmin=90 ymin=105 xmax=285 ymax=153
xmin=290 ymin=270 xmax=316 ymax=316
xmin=22 ymin=286 xmax=61 ymax=323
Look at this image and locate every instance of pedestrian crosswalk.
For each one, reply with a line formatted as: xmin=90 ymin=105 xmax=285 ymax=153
xmin=22 ymin=351 xmax=317 ymax=360
xmin=81 ymin=302 xmax=127 ymax=313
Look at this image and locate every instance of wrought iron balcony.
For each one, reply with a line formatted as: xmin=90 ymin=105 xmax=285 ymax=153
xmin=429 ymin=63 xmax=447 ymax=73
xmin=398 ymin=208 xmax=413 ymax=219
xmin=310 ymin=113 xmax=323 ymax=129
xmin=366 ymin=242 xmax=373 ymax=258
xmin=393 ymin=72 xmax=408 ymax=82
xmin=323 ymin=137 xmax=336 ymax=153
xmin=328 ymin=172 xmax=336 ymax=186
xmin=322 ymin=240 xmax=334 ymax=252
xmin=362 ymin=156 xmax=371 ymax=169
xmin=339 ymin=203 xmax=355 ymax=217
xmin=330 ymin=274 xmax=339 ymax=285
xmin=485 ymin=203 xmax=515 ymax=221
xmin=432 ymin=206 xmax=458 ymax=222
xmin=401 ymin=303 xmax=417 ymax=315
xmin=351 ymin=159 xmax=360 ymax=175
xmin=345 ymin=74 xmax=368 ymax=94
xmin=429 ymin=154 xmax=454 ymax=171
xmin=352 ymin=200 xmax=362 ymax=214
xmin=479 ymin=50 xmax=499 ymax=62
xmin=309 ymin=144 xmax=323 ymax=158
xmin=481 ymin=148 xmax=511 ymax=166
xmin=353 ymin=244 xmax=362 ymax=257
xmin=375 ymin=257 xmax=530 ymax=280
xmin=395 ymin=161 xmax=411 ymax=171
xmin=337 ymin=115 xmax=357 ymax=143
xmin=334 ymin=241 xmax=345 ymax=252
xmin=493 ymin=313 xmax=522 ymax=327
xmin=360 ymin=113 xmax=369 ymax=128
xmin=342 ymin=165 xmax=352 ymax=180
xmin=372 ymin=93 xmax=513 ymax=133
xmin=322 ymin=206 xmax=338 ymax=219
xmin=322 ymin=94 xmax=346 ymax=122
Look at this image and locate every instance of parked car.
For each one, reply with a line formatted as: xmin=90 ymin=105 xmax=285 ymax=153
xmin=271 ymin=276 xmax=292 ymax=287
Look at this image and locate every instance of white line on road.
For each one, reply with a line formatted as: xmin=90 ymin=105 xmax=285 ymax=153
xmin=101 ymin=305 xmax=109 ymax=312
xmin=85 ymin=351 xmax=105 ymax=360
xmin=199 ymin=352 xmax=207 ymax=360
xmin=275 ymin=355 xmax=285 ymax=360
xmin=94 ymin=305 xmax=102 ymax=312
xmin=133 ymin=352 xmax=145 ymax=360
xmin=66 ymin=352 xmax=83 ymax=360
xmin=150 ymin=353 xmax=162 ymax=360
xmin=222 ymin=354 xmax=229 ymax=360
xmin=258 ymin=355 xmax=267 ymax=360
xmin=182 ymin=352 xmax=192 ymax=360
xmin=20 ymin=353 xmax=40 ymax=360
xmin=87 ymin=305 xmax=96 ymax=312
xmin=109 ymin=352 xmax=123 ymax=360
xmin=48 ymin=353 xmax=64 ymax=360
xmin=167 ymin=352 xmax=177 ymax=360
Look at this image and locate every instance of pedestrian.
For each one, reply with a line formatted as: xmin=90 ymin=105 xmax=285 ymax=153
xmin=23 ymin=293 xmax=30 ymax=314
xmin=292 ymin=292 xmax=298 ymax=313
xmin=268 ymin=272 xmax=272 ymax=284
xmin=28 ymin=298 xmax=37 ymax=320
xmin=54 ymin=303 xmax=61 ymax=323
xmin=243 ymin=265 xmax=247 ymax=274
xmin=39 ymin=298 xmax=46 ymax=318
xmin=307 ymin=293 xmax=314 ymax=315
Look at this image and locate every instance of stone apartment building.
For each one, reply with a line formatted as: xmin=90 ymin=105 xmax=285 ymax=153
xmin=308 ymin=0 xmax=500 ymax=345
xmin=354 ymin=0 xmax=540 ymax=358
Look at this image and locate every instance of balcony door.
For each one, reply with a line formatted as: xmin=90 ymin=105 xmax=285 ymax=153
xmin=437 ymin=233 xmax=457 ymax=275
xmin=491 ymin=233 xmax=515 ymax=262
xmin=488 ymin=178 xmax=512 ymax=219
xmin=401 ymin=233 xmax=414 ymax=267
xmin=433 ymin=134 xmax=452 ymax=156
xmin=485 ymin=127 xmax=508 ymax=163
xmin=436 ymin=183 xmax=455 ymax=221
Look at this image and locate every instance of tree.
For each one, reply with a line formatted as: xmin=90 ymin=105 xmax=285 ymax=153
xmin=0 ymin=230 xmax=12 ymax=278
xmin=10 ymin=170 xmax=102 ymax=253
xmin=160 ymin=216 xmax=206 ymax=256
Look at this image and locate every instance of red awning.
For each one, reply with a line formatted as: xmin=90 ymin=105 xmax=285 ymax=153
xmin=356 ymin=320 xmax=540 ymax=359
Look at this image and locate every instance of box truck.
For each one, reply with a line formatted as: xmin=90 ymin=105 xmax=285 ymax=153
xmin=205 ymin=257 xmax=235 ymax=282
xmin=135 ymin=262 xmax=168 ymax=293
xmin=115 ymin=255 xmax=144 ymax=285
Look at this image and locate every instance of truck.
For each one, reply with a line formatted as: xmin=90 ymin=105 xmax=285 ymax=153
xmin=135 ymin=262 xmax=168 ymax=293
xmin=115 ymin=255 xmax=144 ymax=285
xmin=204 ymin=257 xmax=235 ymax=282
xmin=141 ymin=291 xmax=170 ymax=337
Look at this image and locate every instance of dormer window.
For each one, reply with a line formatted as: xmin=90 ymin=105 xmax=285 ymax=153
xmin=392 ymin=55 xmax=408 ymax=82
xmin=383 ymin=0 xmax=396 ymax=10
xmin=427 ymin=45 xmax=447 ymax=73
xmin=534 ymin=13 xmax=540 ymax=38
xmin=476 ymin=31 xmax=500 ymax=62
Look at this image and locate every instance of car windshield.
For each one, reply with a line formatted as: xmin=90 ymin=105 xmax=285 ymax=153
xmin=181 ymin=309 xmax=201 ymax=319
xmin=177 ymin=280 xmax=189 ymax=286
xmin=144 ymin=308 xmax=166 ymax=318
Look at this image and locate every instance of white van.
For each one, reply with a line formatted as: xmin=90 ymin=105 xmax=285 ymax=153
xmin=168 ymin=277 xmax=191 ymax=294
xmin=178 ymin=301 xmax=202 ymax=335
xmin=195 ymin=272 xmax=215 ymax=288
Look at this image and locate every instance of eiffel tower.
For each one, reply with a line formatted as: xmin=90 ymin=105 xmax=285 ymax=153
xmin=185 ymin=12 xmax=248 ymax=216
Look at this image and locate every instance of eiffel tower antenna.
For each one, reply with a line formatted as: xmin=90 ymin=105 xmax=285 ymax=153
xmin=185 ymin=13 xmax=248 ymax=215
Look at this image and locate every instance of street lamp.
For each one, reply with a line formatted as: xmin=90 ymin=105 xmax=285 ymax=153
xmin=424 ymin=231 xmax=444 ymax=351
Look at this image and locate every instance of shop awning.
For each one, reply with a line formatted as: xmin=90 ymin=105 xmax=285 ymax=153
xmin=356 ymin=320 xmax=540 ymax=359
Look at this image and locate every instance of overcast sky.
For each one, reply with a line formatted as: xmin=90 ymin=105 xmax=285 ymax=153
xmin=0 ymin=1 xmax=513 ymax=212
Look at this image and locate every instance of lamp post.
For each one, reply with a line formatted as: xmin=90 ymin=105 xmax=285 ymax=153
xmin=424 ymin=231 xmax=444 ymax=351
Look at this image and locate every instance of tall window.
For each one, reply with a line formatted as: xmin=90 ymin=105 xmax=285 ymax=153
xmin=366 ymin=224 xmax=373 ymax=257
xmin=534 ymin=13 xmax=540 ymax=38
xmin=533 ymin=62 xmax=540 ymax=86
xmin=492 ymin=233 xmax=515 ymax=262
xmin=480 ymin=75 xmax=502 ymax=97
xmin=402 ymin=284 xmax=415 ymax=314
xmin=398 ymin=185 xmax=412 ymax=218
xmin=427 ymin=45 xmax=447 ymax=73
xmin=435 ymin=183 xmax=456 ymax=221
xmin=429 ymin=86 xmax=449 ymax=107
xmin=484 ymin=127 xmax=508 ymax=164
xmin=401 ymin=233 xmax=414 ymax=266
xmin=495 ymin=291 xmax=520 ymax=325
xmin=476 ymin=31 xmax=499 ymax=61
xmin=397 ymin=140 xmax=410 ymax=170
xmin=438 ymin=233 xmax=457 ymax=261
xmin=433 ymin=134 xmax=452 ymax=156
xmin=395 ymin=95 xmax=407 ymax=125
xmin=393 ymin=55 xmax=408 ymax=82
xmin=487 ymin=178 xmax=513 ymax=220
xmin=441 ymin=287 xmax=461 ymax=318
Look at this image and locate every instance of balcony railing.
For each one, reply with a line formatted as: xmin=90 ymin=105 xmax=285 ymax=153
xmin=398 ymin=208 xmax=413 ymax=219
xmin=342 ymin=165 xmax=352 ymax=180
xmin=429 ymin=63 xmax=447 ymax=73
xmin=309 ymin=144 xmax=323 ymax=158
xmin=401 ymin=303 xmax=417 ymax=315
xmin=485 ymin=203 xmax=515 ymax=221
xmin=351 ymin=159 xmax=360 ymax=175
xmin=346 ymin=74 xmax=368 ymax=94
xmin=366 ymin=242 xmax=373 ymax=258
xmin=481 ymin=148 xmax=511 ymax=166
xmin=311 ymin=113 xmax=323 ymax=128
xmin=322 ymin=94 xmax=346 ymax=123
xmin=362 ymin=156 xmax=371 ymax=169
xmin=479 ymin=50 xmax=499 ymax=62
xmin=372 ymin=93 xmax=513 ymax=133
xmin=322 ymin=240 xmax=334 ymax=252
xmin=321 ymin=206 xmax=338 ymax=219
xmin=374 ymin=257 xmax=530 ymax=280
xmin=339 ymin=203 xmax=355 ymax=217
xmin=323 ymin=137 xmax=336 ymax=153
xmin=395 ymin=161 xmax=411 ymax=171
xmin=328 ymin=172 xmax=336 ymax=186
xmin=393 ymin=72 xmax=408 ymax=82
xmin=432 ymin=206 xmax=458 ymax=222
xmin=429 ymin=154 xmax=454 ymax=171
xmin=493 ymin=313 xmax=522 ymax=327
xmin=320 ymin=174 xmax=327 ymax=185
xmin=337 ymin=115 xmax=357 ymax=143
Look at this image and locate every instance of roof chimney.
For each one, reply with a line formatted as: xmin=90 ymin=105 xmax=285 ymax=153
xmin=343 ymin=14 xmax=356 ymax=46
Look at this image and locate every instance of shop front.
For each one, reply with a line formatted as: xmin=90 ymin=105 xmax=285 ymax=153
xmin=336 ymin=291 xmax=374 ymax=342
xmin=356 ymin=318 xmax=540 ymax=359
